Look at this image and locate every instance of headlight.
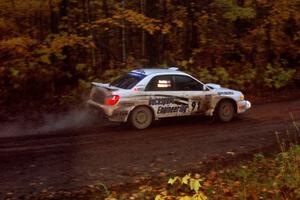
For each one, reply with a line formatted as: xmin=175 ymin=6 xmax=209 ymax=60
xmin=240 ymin=95 xmax=245 ymax=101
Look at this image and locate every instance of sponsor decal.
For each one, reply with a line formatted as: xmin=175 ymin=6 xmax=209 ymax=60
xmin=191 ymin=101 xmax=201 ymax=112
xmin=149 ymin=97 xmax=174 ymax=106
xmin=148 ymin=96 xmax=189 ymax=114
xmin=191 ymin=97 xmax=202 ymax=100
xmin=157 ymin=105 xmax=188 ymax=114
xmin=218 ymin=91 xmax=234 ymax=95
xmin=148 ymin=96 xmax=189 ymax=106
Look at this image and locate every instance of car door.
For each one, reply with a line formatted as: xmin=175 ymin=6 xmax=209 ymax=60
xmin=172 ymin=75 xmax=212 ymax=116
xmin=145 ymin=75 xmax=187 ymax=118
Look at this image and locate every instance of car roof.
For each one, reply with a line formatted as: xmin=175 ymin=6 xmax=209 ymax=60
xmin=131 ymin=68 xmax=187 ymax=76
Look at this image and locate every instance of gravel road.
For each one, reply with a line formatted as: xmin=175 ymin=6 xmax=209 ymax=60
xmin=0 ymin=100 xmax=299 ymax=198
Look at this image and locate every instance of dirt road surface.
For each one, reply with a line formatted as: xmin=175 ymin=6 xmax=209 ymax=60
xmin=0 ymin=100 xmax=299 ymax=199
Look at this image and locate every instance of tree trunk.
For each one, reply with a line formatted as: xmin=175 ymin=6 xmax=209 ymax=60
xmin=184 ymin=0 xmax=197 ymax=60
xmin=266 ymin=22 xmax=275 ymax=64
xmin=86 ymin=0 xmax=97 ymax=72
xmin=59 ymin=0 xmax=69 ymax=32
xmin=158 ymin=0 xmax=167 ymax=64
xmin=145 ymin=0 xmax=159 ymax=66
xmin=49 ymin=0 xmax=58 ymax=34
xmin=122 ymin=0 xmax=127 ymax=64
xmin=59 ymin=0 xmax=71 ymax=70
xmin=140 ymin=0 xmax=146 ymax=58
xmin=250 ymin=0 xmax=258 ymax=67
xmin=100 ymin=0 xmax=110 ymax=71
xmin=60 ymin=0 xmax=69 ymax=17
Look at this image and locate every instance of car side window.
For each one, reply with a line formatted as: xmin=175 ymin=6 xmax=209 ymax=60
xmin=173 ymin=75 xmax=204 ymax=91
xmin=145 ymin=75 xmax=174 ymax=91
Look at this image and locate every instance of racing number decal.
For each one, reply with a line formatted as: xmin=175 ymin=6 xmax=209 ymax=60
xmin=191 ymin=101 xmax=201 ymax=112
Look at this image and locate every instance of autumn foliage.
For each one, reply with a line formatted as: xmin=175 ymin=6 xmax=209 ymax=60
xmin=0 ymin=0 xmax=299 ymax=108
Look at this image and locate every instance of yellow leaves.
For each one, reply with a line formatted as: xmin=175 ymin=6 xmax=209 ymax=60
xmin=295 ymin=31 xmax=300 ymax=42
xmin=182 ymin=174 xmax=191 ymax=185
xmin=161 ymin=24 xmax=171 ymax=34
xmin=233 ymin=181 xmax=241 ymax=187
xmin=256 ymin=0 xmax=269 ymax=5
xmin=10 ymin=68 xmax=20 ymax=78
xmin=192 ymin=193 xmax=208 ymax=200
xmin=121 ymin=9 xmax=161 ymax=34
xmin=33 ymin=34 xmax=94 ymax=65
xmin=198 ymin=14 xmax=209 ymax=25
xmin=168 ymin=176 xmax=180 ymax=185
xmin=93 ymin=18 xmax=122 ymax=28
xmin=124 ymin=10 xmax=159 ymax=24
xmin=215 ymin=0 xmax=256 ymax=21
xmin=90 ymin=9 xmax=185 ymax=35
xmin=155 ymin=195 xmax=164 ymax=200
xmin=172 ymin=20 xmax=184 ymax=28
xmin=90 ymin=9 xmax=162 ymax=34
xmin=0 ymin=17 xmax=15 ymax=33
xmin=157 ymin=174 xmax=207 ymax=200
xmin=40 ymin=55 xmax=51 ymax=64
xmin=189 ymin=178 xmax=201 ymax=193
xmin=50 ymin=34 xmax=92 ymax=53
xmin=0 ymin=37 xmax=37 ymax=56
xmin=105 ymin=197 xmax=118 ymax=200
xmin=179 ymin=196 xmax=192 ymax=200
xmin=263 ymin=63 xmax=296 ymax=89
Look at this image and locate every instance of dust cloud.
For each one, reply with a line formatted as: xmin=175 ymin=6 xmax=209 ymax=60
xmin=0 ymin=109 xmax=103 ymax=138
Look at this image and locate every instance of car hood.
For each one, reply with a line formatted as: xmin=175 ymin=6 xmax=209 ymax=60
xmin=206 ymin=83 xmax=241 ymax=95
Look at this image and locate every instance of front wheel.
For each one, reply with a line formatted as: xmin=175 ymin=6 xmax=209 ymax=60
xmin=214 ymin=100 xmax=235 ymax=122
xmin=129 ymin=106 xmax=153 ymax=129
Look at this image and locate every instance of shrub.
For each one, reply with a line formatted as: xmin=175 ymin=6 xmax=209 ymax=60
xmin=263 ymin=63 xmax=296 ymax=89
xmin=155 ymin=174 xmax=208 ymax=200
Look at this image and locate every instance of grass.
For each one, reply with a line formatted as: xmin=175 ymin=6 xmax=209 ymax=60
xmin=103 ymin=144 xmax=300 ymax=200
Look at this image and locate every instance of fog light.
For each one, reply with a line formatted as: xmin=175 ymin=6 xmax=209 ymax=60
xmin=240 ymin=95 xmax=245 ymax=101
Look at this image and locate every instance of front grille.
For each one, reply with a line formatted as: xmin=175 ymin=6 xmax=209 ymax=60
xmin=91 ymin=87 xmax=106 ymax=104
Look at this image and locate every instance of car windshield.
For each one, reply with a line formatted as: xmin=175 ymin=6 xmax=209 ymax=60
xmin=110 ymin=72 xmax=146 ymax=89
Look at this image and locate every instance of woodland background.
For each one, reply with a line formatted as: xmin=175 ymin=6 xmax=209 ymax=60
xmin=0 ymin=0 xmax=299 ymax=110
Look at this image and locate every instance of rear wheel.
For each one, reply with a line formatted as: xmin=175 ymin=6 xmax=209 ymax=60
xmin=214 ymin=100 xmax=235 ymax=122
xmin=129 ymin=106 xmax=153 ymax=129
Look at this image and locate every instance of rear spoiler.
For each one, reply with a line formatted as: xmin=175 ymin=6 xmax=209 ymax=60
xmin=91 ymin=82 xmax=118 ymax=91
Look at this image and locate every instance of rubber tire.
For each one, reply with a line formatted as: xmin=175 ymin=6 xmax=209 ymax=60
xmin=129 ymin=106 xmax=153 ymax=129
xmin=214 ymin=100 xmax=235 ymax=122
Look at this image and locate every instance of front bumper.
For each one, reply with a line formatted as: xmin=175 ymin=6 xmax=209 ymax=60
xmin=237 ymin=100 xmax=251 ymax=113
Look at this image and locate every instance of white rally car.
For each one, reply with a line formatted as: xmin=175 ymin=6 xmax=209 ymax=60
xmin=87 ymin=68 xmax=251 ymax=129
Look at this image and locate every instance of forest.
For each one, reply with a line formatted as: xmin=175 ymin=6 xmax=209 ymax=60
xmin=0 ymin=0 xmax=299 ymax=109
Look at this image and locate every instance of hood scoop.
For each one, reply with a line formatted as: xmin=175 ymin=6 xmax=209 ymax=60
xmin=206 ymin=83 xmax=221 ymax=89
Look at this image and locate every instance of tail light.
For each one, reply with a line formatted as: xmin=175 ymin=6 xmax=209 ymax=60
xmin=105 ymin=95 xmax=120 ymax=105
xmin=132 ymin=87 xmax=141 ymax=92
